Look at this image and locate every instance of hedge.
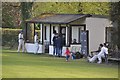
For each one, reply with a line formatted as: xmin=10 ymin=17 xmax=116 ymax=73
xmin=2 ymin=28 xmax=22 ymax=48
xmin=2 ymin=28 xmax=40 ymax=49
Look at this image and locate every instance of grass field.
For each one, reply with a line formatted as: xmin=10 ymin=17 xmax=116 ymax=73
xmin=2 ymin=49 xmax=118 ymax=78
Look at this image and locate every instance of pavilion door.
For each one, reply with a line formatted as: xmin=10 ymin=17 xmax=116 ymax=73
xmin=60 ymin=27 xmax=66 ymax=46
xmin=80 ymin=30 xmax=89 ymax=56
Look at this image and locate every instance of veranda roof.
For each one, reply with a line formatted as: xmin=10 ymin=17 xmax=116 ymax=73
xmin=26 ymin=14 xmax=91 ymax=24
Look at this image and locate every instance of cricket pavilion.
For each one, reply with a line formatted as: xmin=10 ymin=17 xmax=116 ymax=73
xmin=24 ymin=13 xmax=113 ymax=56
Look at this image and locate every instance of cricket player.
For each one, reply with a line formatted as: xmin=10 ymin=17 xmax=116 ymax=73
xmin=34 ymin=32 xmax=39 ymax=54
xmin=88 ymin=43 xmax=108 ymax=64
xmin=17 ymin=30 xmax=25 ymax=53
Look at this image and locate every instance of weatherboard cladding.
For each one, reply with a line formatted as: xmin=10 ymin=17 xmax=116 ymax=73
xmin=26 ymin=14 xmax=90 ymax=24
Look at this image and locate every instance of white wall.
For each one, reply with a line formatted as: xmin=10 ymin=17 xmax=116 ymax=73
xmin=49 ymin=45 xmax=68 ymax=56
xmin=45 ymin=25 xmax=50 ymax=42
xmin=44 ymin=24 xmax=59 ymax=44
xmin=86 ymin=17 xmax=109 ymax=53
xmin=25 ymin=43 xmax=44 ymax=53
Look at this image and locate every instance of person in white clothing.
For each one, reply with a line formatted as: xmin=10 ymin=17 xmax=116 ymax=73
xmin=34 ymin=32 xmax=39 ymax=54
xmin=88 ymin=43 xmax=108 ymax=64
xmin=51 ymin=30 xmax=56 ymax=44
xmin=17 ymin=30 xmax=25 ymax=52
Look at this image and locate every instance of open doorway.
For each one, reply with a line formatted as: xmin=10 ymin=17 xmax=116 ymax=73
xmin=60 ymin=27 xmax=66 ymax=46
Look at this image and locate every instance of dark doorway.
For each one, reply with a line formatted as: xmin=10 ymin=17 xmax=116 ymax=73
xmin=60 ymin=27 xmax=66 ymax=46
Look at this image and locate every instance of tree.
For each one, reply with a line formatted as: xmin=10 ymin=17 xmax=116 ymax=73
xmin=20 ymin=2 xmax=34 ymax=42
xmin=81 ymin=2 xmax=110 ymax=15
xmin=2 ymin=2 xmax=33 ymax=28
xmin=32 ymin=2 xmax=83 ymax=17
xmin=110 ymin=2 xmax=120 ymax=49
xmin=2 ymin=2 xmax=21 ymax=28
xmin=2 ymin=2 xmax=110 ymax=28
xmin=20 ymin=2 xmax=33 ymax=29
xmin=32 ymin=2 xmax=110 ymax=17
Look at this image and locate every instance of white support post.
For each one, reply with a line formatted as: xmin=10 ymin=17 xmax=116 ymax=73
xmin=42 ymin=24 xmax=45 ymax=53
xmin=40 ymin=24 xmax=45 ymax=53
xmin=40 ymin=24 xmax=43 ymax=43
xmin=66 ymin=26 xmax=68 ymax=46
xmin=43 ymin=25 xmax=45 ymax=45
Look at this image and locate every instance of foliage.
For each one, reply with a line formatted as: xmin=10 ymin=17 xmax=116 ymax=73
xmin=32 ymin=2 xmax=110 ymax=17
xmin=2 ymin=2 xmax=21 ymax=28
xmin=20 ymin=2 xmax=34 ymax=42
xmin=2 ymin=28 xmax=40 ymax=48
xmin=110 ymin=2 xmax=120 ymax=49
xmin=2 ymin=2 xmax=33 ymax=29
xmin=2 ymin=2 xmax=110 ymax=29
xmin=20 ymin=2 xmax=33 ymax=29
xmin=2 ymin=28 xmax=21 ymax=47
xmin=81 ymin=2 xmax=110 ymax=15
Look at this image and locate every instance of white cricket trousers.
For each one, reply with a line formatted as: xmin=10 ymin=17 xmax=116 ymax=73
xmin=89 ymin=54 xmax=105 ymax=63
xmin=34 ymin=43 xmax=39 ymax=54
xmin=17 ymin=40 xmax=25 ymax=52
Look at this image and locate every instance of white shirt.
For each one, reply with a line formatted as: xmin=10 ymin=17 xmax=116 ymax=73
xmin=18 ymin=33 xmax=23 ymax=39
xmin=18 ymin=33 xmax=24 ymax=42
xmin=98 ymin=46 xmax=108 ymax=55
xmin=104 ymin=47 xmax=108 ymax=54
xmin=34 ymin=35 xmax=38 ymax=43
xmin=51 ymin=34 xmax=55 ymax=44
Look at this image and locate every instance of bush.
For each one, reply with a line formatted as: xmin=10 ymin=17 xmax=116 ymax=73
xmin=2 ymin=28 xmax=40 ymax=49
xmin=2 ymin=28 xmax=22 ymax=48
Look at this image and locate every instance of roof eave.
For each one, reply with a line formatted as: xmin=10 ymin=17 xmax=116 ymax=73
xmin=25 ymin=20 xmax=68 ymax=24
xmin=68 ymin=14 xmax=91 ymax=24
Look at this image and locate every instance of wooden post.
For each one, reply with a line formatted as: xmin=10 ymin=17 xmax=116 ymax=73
xmin=34 ymin=23 xmax=35 ymax=36
xmin=42 ymin=24 xmax=44 ymax=45
xmin=25 ymin=22 xmax=27 ymax=42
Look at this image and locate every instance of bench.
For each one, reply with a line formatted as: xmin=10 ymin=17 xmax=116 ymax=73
xmin=108 ymin=58 xmax=120 ymax=62
xmin=107 ymin=51 xmax=120 ymax=62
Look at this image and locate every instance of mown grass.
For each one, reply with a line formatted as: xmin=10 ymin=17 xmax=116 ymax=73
xmin=2 ymin=49 xmax=118 ymax=78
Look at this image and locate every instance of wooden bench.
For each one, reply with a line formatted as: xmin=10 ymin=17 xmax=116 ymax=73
xmin=107 ymin=51 xmax=120 ymax=62
xmin=108 ymin=58 xmax=120 ymax=62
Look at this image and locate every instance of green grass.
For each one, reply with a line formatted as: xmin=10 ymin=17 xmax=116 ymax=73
xmin=2 ymin=49 xmax=118 ymax=78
